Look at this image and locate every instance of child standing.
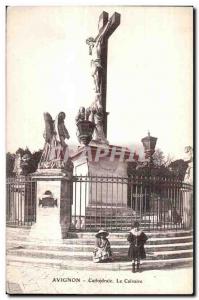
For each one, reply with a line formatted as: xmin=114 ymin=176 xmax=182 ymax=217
xmin=127 ymin=221 xmax=148 ymax=272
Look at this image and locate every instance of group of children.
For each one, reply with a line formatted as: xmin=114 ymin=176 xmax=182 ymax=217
xmin=93 ymin=221 xmax=148 ymax=273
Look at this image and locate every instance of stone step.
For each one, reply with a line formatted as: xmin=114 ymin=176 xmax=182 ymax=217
xmin=7 ymin=229 xmax=188 ymax=242
xmin=7 ymin=238 xmax=193 ymax=254
xmin=83 ymin=219 xmax=181 ymax=224
xmin=84 ymin=215 xmax=150 ymax=221
xmin=6 ymin=240 xmax=194 ymax=261
xmin=83 ymin=225 xmax=184 ymax=231
xmin=72 ymin=236 xmax=193 ymax=245
xmin=6 ymin=223 xmax=187 ymax=233
xmin=85 ymin=207 xmax=136 ymax=214
xmin=147 ymin=249 xmax=193 ymax=260
xmin=66 ymin=230 xmax=193 ymax=239
xmin=7 ymin=236 xmax=193 ymax=248
xmin=6 ymin=227 xmax=193 ymax=273
xmin=6 ymin=240 xmax=193 ymax=251
xmin=6 ymin=229 xmax=193 ymax=242
xmin=7 ymin=234 xmax=193 ymax=247
xmin=6 ymin=255 xmax=193 ymax=271
xmin=84 ymin=208 xmax=170 ymax=217
xmin=6 ymin=227 xmax=31 ymax=235
xmin=84 ymin=223 xmax=154 ymax=228
xmin=7 ymin=247 xmax=193 ymax=261
xmin=83 ymin=222 xmax=152 ymax=227
xmin=145 ymin=236 xmax=193 ymax=244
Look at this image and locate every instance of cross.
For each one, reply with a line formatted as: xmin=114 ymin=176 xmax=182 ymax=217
xmin=87 ymin=11 xmax=120 ymax=138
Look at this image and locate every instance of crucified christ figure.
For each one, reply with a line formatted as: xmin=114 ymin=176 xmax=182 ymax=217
xmin=86 ymin=19 xmax=112 ymax=94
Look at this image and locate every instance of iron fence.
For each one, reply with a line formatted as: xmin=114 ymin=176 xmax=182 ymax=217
xmin=6 ymin=175 xmax=193 ymax=231
xmin=6 ymin=176 xmax=37 ymax=226
xmin=71 ymin=175 xmax=193 ymax=232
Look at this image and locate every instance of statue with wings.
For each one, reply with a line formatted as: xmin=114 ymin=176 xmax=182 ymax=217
xmin=38 ymin=112 xmax=70 ymax=169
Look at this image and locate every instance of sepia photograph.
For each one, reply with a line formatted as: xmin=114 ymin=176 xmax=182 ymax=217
xmin=6 ymin=5 xmax=194 ymax=295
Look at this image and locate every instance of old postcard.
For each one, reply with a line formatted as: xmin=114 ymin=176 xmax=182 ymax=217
xmin=6 ymin=6 xmax=194 ymax=295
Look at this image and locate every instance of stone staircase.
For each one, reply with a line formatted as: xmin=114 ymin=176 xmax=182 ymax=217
xmin=83 ymin=206 xmax=180 ymax=231
xmin=6 ymin=227 xmax=193 ymax=271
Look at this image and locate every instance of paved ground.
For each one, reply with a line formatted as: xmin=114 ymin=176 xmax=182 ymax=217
xmin=6 ymin=262 xmax=193 ymax=295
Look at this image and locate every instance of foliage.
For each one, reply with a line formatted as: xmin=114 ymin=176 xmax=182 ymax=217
xmin=6 ymin=148 xmax=43 ymax=177
xmin=6 ymin=152 xmax=15 ymax=177
xmin=31 ymin=150 xmax=43 ymax=172
xmin=153 ymin=149 xmax=174 ymax=167
xmin=152 ymin=149 xmax=165 ymax=166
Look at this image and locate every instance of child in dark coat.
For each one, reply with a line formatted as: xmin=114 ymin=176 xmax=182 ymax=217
xmin=127 ymin=221 xmax=148 ymax=272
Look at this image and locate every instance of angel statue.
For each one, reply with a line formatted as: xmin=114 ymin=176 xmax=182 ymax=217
xmin=183 ymin=146 xmax=193 ymax=184
xmin=55 ymin=112 xmax=70 ymax=148
xmin=38 ymin=112 xmax=70 ymax=169
xmin=43 ymin=112 xmax=54 ymax=144
xmin=54 ymin=112 xmax=70 ymax=162
xmin=39 ymin=112 xmax=54 ymax=166
xmin=13 ymin=153 xmax=23 ymax=176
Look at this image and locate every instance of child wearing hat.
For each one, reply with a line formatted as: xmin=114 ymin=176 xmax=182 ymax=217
xmin=127 ymin=221 xmax=148 ymax=272
xmin=93 ymin=229 xmax=112 ymax=263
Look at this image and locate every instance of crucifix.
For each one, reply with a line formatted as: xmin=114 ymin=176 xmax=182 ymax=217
xmin=86 ymin=11 xmax=121 ymax=138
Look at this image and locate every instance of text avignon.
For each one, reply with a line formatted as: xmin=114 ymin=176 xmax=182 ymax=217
xmin=52 ymin=278 xmax=80 ymax=283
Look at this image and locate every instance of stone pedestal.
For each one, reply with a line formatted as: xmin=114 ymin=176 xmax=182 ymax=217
xmin=71 ymin=144 xmax=133 ymax=209
xmin=29 ymin=168 xmax=73 ymax=241
xmin=70 ymin=144 xmax=136 ymax=230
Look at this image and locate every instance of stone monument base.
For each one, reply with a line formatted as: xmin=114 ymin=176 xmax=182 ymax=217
xmin=28 ymin=207 xmax=62 ymax=243
xmin=29 ymin=168 xmax=73 ymax=240
xmin=71 ymin=144 xmax=134 ymax=211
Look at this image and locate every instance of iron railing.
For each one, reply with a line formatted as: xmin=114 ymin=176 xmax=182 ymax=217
xmin=6 ymin=176 xmax=37 ymax=226
xmin=71 ymin=175 xmax=193 ymax=232
xmin=6 ymin=175 xmax=193 ymax=231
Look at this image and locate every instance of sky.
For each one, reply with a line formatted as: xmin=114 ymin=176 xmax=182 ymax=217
xmin=6 ymin=6 xmax=193 ymax=159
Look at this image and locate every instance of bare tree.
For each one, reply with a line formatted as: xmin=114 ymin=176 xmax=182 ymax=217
xmin=153 ymin=149 xmax=175 ymax=167
xmin=152 ymin=148 xmax=165 ymax=166
xmin=163 ymin=153 xmax=174 ymax=167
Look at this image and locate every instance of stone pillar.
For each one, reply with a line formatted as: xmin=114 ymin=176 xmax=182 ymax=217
xmin=183 ymin=187 xmax=193 ymax=229
xmin=60 ymin=178 xmax=73 ymax=237
xmin=29 ymin=166 xmax=73 ymax=241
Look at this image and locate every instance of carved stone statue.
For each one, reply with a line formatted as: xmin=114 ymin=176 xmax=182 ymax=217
xmin=43 ymin=112 xmax=54 ymax=144
xmin=13 ymin=153 xmax=23 ymax=176
xmin=13 ymin=151 xmax=32 ymax=176
xmin=39 ymin=112 xmax=54 ymax=165
xmin=75 ymin=106 xmax=95 ymax=146
xmin=55 ymin=112 xmax=70 ymax=148
xmin=39 ymin=112 xmax=70 ymax=169
xmin=93 ymin=107 xmax=108 ymax=144
xmin=75 ymin=107 xmax=86 ymax=143
xmin=183 ymin=146 xmax=193 ymax=184
xmin=86 ymin=94 xmax=108 ymax=144
xmin=86 ymin=19 xmax=111 ymax=94
xmin=75 ymin=107 xmax=86 ymax=124
xmin=75 ymin=101 xmax=108 ymax=145
xmin=88 ymin=93 xmax=103 ymax=123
